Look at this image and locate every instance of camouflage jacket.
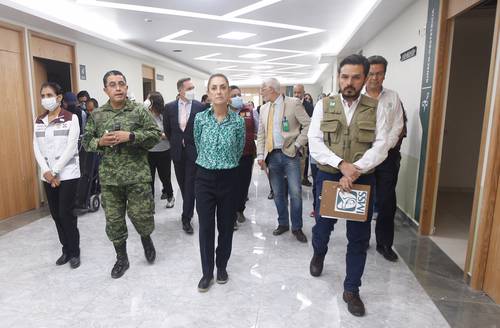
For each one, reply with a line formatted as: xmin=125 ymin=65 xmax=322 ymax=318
xmin=83 ymin=99 xmax=161 ymax=186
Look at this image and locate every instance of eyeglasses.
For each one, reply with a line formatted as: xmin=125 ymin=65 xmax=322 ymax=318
xmin=367 ymin=72 xmax=385 ymax=78
xmin=106 ymin=81 xmax=127 ymax=89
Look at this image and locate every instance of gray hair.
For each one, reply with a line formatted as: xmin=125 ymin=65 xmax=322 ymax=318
xmin=263 ymin=78 xmax=280 ymax=93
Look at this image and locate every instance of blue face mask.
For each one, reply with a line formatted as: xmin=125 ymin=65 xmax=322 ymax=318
xmin=231 ymin=96 xmax=244 ymax=110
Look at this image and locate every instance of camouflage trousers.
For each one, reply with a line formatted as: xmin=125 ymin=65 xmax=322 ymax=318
xmin=101 ymin=183 xmax=155 ymax=246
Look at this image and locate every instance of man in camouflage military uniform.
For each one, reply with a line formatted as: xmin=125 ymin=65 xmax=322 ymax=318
xmin=83 ymin=70 xmax=161 ymax=279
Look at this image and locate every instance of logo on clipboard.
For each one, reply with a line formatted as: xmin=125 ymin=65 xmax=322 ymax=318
xmin=335 ymin=189 xmax=368 ymax=215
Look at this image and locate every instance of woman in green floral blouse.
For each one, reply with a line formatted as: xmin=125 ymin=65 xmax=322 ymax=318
xmin=194 ymin=73 xmax=245 ymax=292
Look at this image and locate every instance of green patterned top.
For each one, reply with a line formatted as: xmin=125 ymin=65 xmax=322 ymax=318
xmin=82 ymin=99 xmax=161 ymax=185
xmin=194 ymin=107 xmax=245 ymax=170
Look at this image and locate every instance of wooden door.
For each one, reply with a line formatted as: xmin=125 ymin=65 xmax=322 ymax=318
xmin=484 ymin=176 xmax=500 ymax=303
xmin=0 ymin=26 xmax=37 ymax=219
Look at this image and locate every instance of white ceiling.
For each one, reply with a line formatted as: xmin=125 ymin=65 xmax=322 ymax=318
xmin=0 ymin=0 xmax=416 ymax=85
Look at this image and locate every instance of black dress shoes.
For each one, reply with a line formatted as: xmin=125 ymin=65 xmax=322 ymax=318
xmin=141 ymin=235 xmax=156 ymax=264
xmin=272 ymin=225 xmax=289 ymax=236
xmin=343 ymin=291 xmax=365 ymax=317
xmin=69 ymin=256 xmax=80 ymax=269
xmin=182 ymin=221 xmax=194 ymax=234
xmin=198 ymin=276 xmax=214 ymax=292
xmin=267 ymin=190 xmax=274 ymax=199
xmin=56 ymin=253 xmax=70 ymax=266
xmin=376 ymin=245 xmax=398 ymax=262
xmin=301 ymin=178 xmax=312 ymax=187
xmin=309 ymin=254 xmax=325 ymax=277
xmin=292 ymin=229 xmax=308 ymax=243
xmin=216 ymin=268 xmax=228 ymax=284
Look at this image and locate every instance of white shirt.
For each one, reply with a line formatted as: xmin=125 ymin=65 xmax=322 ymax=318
xmin=33 ymin=111 xmax=80 ymax=181
xmin=362 ymin=87 xmax=404 ymax=149
xmin=308 ymin=95 xmax=389 ymax=173
xmin=271 ymin=95 xmax=285 ymax=149
xmin=178 ymin=98 xmax=192 ymax=126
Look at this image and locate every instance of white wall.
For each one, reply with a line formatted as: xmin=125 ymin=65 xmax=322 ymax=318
xmin=362 ymin=0 xmax=427 ymax=160
xmin=360 ymin=0 xmax=428 ymax=219
xmin=75 ymin=40 xmax=205 ymax=106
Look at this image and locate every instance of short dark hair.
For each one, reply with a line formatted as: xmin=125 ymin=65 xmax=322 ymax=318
xmin=230 ymin=85 xmax=240 ymax=91
xmin=338 ymin=54 xmax=370 ymax=77
xmin=88 ymin=98 xmax=99 ymax=108
xmin=367 ymin=55 xmax=388 ymax=73
xmin=40 ymin=82 xmax=63 ymax=95
xmin=103 ymin=70 xmax=127 ymax=87
xmin=201 ymin=94 xmax=209 ymax=102
xmin=77 ymin=90 xmax=90 ymax=99
xmin=207 ymin=73 xmax=229 ymax=90
xmin=148 ymin=91 xmax=165 ymax=115
xmin=177 ymin=77 xmax=191 ymax=91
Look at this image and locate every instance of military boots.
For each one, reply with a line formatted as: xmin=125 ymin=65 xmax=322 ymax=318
xmin=111 ymin=242 xmax=129 ymax=279
xmin=141 ymin=235 xmax=156 ymax=264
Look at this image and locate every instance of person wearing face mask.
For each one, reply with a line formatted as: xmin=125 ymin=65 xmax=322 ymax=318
xmin=33 ymin=82 xmax=81 ymax=269
xmin=164 ymin=77 xmax=205 ymax=234
xmin=77 ymin=90 xmax=90 ymax=112
xmin=229 ymin=85 xmax=258 ymax=228
xmin=144 ymin=92 xmax=175 ymax=208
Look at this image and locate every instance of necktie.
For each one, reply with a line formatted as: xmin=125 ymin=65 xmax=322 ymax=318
xmin=266 ymin=102 xmax=275 ymax=153
xmin=179 ymin=101 xmax=188 ymax=131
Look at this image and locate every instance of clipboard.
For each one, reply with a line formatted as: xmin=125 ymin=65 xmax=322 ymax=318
xmin=319 ymin=181 xmax=371 ymax=222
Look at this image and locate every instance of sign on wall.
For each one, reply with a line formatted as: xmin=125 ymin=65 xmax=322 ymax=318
xmin=156 ymin=73 xmax=164 ymax=81
xmin=400 ymin=46 xmax=417 ymax=61
xmin=79 ymin=64 xmax=86 ymax=80
xmin=415 ymin=0 xmax=440 ymax=222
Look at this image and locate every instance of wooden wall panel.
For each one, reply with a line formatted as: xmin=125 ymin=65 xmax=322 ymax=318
xmin=0 ymin=26 xmax=37 ymax=219
xmin=142 ymin=65 xmax=155 ymax=80
xmin=30 ymin=35 xmax=73 ymax=63
xmin=447 ymin=0 xmax=483 ymax=19
xmin=484 ymin=175 xmax=500 ymax=302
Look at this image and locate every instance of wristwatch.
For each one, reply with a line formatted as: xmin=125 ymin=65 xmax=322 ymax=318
xmin=129 ymin=132 xmax=135 ymax=142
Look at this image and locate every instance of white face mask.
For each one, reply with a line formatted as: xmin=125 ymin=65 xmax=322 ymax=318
xmin=41 ymin=97 xmax=59 ymax=112
xmin=143 ymin=99 xmax=151 ymax=109
xmin=185 ymin=89 xmax=195 ymax=101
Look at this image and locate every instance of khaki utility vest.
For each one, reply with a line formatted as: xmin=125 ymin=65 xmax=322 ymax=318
xmin=318 ymin=94 xmax=378 ymax=174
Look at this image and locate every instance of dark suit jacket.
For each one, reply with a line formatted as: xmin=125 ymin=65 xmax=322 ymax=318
xmin=163 ymin=99 xmax=205 ymax=162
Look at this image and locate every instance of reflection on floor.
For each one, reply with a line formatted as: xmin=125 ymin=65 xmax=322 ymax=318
xmin=0 ymin=166 xmax=450 ymax=327
xmin=431 ymin=190 xmax=473 ymax=270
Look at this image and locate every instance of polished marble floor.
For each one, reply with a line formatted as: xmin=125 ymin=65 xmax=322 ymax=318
xmin=431 ymin=190 xmax=473 ymax=269
xmin=0 ymin=166 xmax=451 ymax=328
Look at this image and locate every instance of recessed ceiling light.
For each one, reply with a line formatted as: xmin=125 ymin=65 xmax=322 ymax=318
xmin=218 ymin=32 xmax=256 ymax=40
xmin=144 ymin=18 xmax=153 ymax=22
xmin=173 ymin=49 xmax=182 ymax=52
xmin=239 ymin=53 xmax=267 ymax=59
xmin=251 ymin=65 xmax=274 ymax=70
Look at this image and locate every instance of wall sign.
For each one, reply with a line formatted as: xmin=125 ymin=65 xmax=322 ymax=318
xmin=400 ymin=46 xmax=417 ymax=61
xmin=415 ymin=0 xmax=440 ymax=222
xmin=79 ymin=64 xmax=86 ymax=80
xmin=156 ymin=74 xmax=164 ymax=81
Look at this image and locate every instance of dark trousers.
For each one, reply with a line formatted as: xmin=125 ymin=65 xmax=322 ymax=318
xmin=374 ymin=148 xmax=401 ymax=248
xmin=311 ymin=163 xmax=318 ymax=210
xmin=312 ymin=171 xmax=375 ymax=293
xmin=236 ymin=155 xmax=254 ymax=212
xmin=173 ymin=151 xmax=197 ymax=222
xmin=148 ymin=150 xmax=174 ymax=198
xmin=44 ymin=179 xmax=80 ymax=257
xmin=195 ymin=166 xmax=238 ymax=277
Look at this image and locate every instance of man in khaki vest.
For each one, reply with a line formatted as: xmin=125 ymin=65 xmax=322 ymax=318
xmin=307 ymin=54 xmax=389 ymax=316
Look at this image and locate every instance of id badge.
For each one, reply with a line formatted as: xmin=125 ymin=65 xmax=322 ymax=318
xmin=282 ymin=118 xmax=289 ymax=132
